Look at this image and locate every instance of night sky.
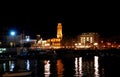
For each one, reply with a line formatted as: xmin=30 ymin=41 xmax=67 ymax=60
xmin=0 ymin=2 xmax=119 ymax=39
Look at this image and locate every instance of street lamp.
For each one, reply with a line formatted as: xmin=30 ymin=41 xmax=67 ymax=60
xmin=10 ymin=30 xmax=16 ymax=36
xmin=26 ymin=36 xmax=30 ymax=42
xmin=9 ymin=30 xmax=16 ymax=47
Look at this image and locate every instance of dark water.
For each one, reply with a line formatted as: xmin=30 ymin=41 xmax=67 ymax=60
xmin=0 ymin=52 xmax=120 ymax=77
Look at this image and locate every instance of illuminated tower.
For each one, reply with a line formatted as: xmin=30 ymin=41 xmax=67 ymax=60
xmin=57 ymin=23 xmax=63 ymax=39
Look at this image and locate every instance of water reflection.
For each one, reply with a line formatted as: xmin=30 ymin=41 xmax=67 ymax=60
xmin=74 ymin=56 xmax=100 ymax=77
xmin=9 ymin=61 xmax=15 ymax=72
xmin=26 ymin=60 xmax=30 ymax=71
xmin=57 ymin=59 xmax=64 ymax=77
xmin=94 ymin=56 xmax=99 ymax=77
xmin=3 ymin=63 xmax=6 ymax=72
xmin=2 ymin=60 xmax=16 ymax=72
xmin=17 ymin=59 xmax=26 ymax=70
xmin=82 ymin=56 xmax=95 ymax=77
xmin=1 ymin=54 xmax=120 ymax=77
xmin=44 ymin=60 xmax=50 ymax=77
xmin=74 ymin=57 xmax=83 ymax=77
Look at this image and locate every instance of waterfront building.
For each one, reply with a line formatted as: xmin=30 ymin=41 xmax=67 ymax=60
xmin=35 ymin=23 xmax=63 ymax=49
xmin=75 ymin=32 xmax=99 ymax=49
xmin=47 ymin=23 xmax=63 ymax=49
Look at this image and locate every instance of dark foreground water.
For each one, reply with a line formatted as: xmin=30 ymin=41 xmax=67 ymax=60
xmin=0 ymin=51 xmax=120 ymax=77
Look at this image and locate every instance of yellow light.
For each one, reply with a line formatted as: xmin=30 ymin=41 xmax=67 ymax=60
xmin=94 ymin=43 xmax=98 ymax=46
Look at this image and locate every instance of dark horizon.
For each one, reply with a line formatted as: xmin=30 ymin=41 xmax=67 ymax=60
xmin=0 ymin=2 xmax=120 ymax=39
xmin=0 ymin=15 xmax=120 ymax=39
xmin=0 ymin=25 xmax=119 ymax=39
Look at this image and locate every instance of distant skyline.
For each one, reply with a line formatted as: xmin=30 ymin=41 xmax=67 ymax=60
xmin=0 ymin=2 xmax=120 ymax=39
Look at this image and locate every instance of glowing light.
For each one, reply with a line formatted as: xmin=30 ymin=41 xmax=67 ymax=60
xmin=3 ymin=63 xmax=6 ymax=72
xmin=75 ymin=58 xmax=78 ymax=75
xmin=26 ymin=38 xmax=30 ymax=41
xmin=94 ymin=56 xmax=100 ymax=77
xmin=74 ymin=57 xmax=82 ymax=76
xmin=57 ymin=59 xmax=64 ymax=75
xmin=79 ymin=57 xmax=82 ymax=76
xmin=44 ymin=60 xmax=50 ymax=76
xmin=57 ymin=23 xmax=63 ymax=39
xmin=94 ymin=43 xmax=98 ymax=46
xmin=10 ymin=30 xmax=16 ymax=36
xmin=26 ymin=36 xmax=30 ymax=42
xmin=9 ymin=61 xmax=15 ymax=72
xmin=26 ymin=60 xmax=30 ymax=70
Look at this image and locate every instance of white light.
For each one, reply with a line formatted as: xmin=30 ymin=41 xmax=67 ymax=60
xmin=26 ymin=36 xmax=30 ymax=42
xmin=10 ymin=31 xmax=16 ymax=36
xmin=26 ymin=60 xmax=30 ymax=70
xmin=94 ymin=56 xmax=99 ymax=77
xmin=44 ymin=60 xmax=50 ymax=77
xmin=74 ymin=57 xmax=82 ymax=76
xmin=26 ymin=38 xmax=30 ymax=42
xmin=94 ymin=43 xmax=98 ymax=46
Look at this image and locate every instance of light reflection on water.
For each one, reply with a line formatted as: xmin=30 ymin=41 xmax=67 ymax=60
xmin=0 ymin=55 xmax=120 ymax=77
xmin=26 ymin=60 xmax=30 ymax=71
xmin=9 ymin=61 xmax=15 ymax=72
xmin=74 ymin=56 xmax=100 ymax=77
xmin=3 ymin=63 xmax=6 ymax=72
xmin=57 ymin=59 xmax=64 ymax=77
xmin=74 ymin=57 xmax=82 ymax=77
xmin=94 ymin=56 xmax=99 ymax=77
xmin=44 ymin=60 xmax=50 ymax=77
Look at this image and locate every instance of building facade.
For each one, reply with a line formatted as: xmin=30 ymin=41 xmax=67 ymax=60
xmin=47 ymin=23 xmax=63 ymax=49
xmin=35 ymin=23 xmax=63 ymax=49
xmin=76 ymin=32 xmax=99 ymax=49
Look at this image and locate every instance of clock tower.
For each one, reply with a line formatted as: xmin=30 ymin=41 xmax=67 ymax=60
xmin=57 ymin=23 xmax=63 ymax=39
